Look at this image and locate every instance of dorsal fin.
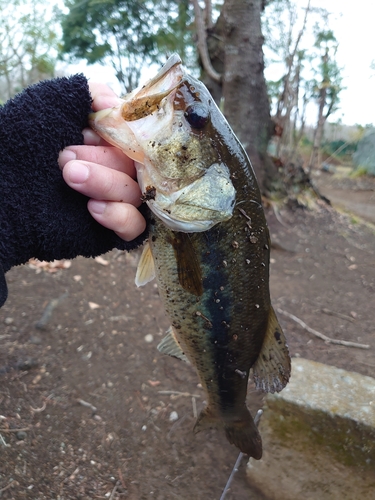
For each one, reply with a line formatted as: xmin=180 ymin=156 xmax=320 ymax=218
xmin=135 ymin=242 xmax=156 ymax=287
xmin=252 ymin=306 xmax=291 ymax=393
xmin=157 ymin=327 xmax=190 ymax=363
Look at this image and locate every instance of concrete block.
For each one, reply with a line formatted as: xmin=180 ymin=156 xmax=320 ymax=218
xmin=247 ymin=358 xmax=375 ymax=499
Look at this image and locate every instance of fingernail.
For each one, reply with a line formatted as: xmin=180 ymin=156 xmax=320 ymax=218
xmin=67 ymin=162 xmax=89 ymax=184
xmin=58 ymin=148 xmax=76 ymax=167
xmin=89 ymin=200 xmax=107 ymax=215
xmin=82 ymin=128 xmax=101 ymax=145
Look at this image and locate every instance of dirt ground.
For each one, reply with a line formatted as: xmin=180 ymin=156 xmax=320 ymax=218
xmin=0 ymin=172 xmax=374 ymax=500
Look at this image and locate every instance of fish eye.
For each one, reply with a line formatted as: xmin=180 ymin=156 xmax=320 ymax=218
xmin=184 ymin=103 xmax=210 ymax=129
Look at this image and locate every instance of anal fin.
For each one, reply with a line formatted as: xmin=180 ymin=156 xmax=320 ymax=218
xmin=157 ymin=326 xmax=190 ymax=363
xmin=135 ymin=241 xmax=155 ymax=287
xmin=253 ymin=306 xmax=291 ymax=393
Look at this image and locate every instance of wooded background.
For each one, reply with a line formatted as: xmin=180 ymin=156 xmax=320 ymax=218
xmin=1 ymin=0 xmax=372 ymax=192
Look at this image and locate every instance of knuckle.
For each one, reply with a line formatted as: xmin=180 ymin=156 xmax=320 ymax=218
xmin=102 ymin=171 xmax=117 ymax=198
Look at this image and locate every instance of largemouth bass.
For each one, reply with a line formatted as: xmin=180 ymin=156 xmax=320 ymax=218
xmin=89 ymin=54 xmax=291 ymax=459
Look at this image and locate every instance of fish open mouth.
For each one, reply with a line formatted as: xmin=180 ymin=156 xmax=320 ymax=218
xmin=121 ymin=54 xmax=184 ymax=122
xmin=88 ymin=54 xmax=185 ymax=163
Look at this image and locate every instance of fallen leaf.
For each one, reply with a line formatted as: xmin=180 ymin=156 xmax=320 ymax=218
xmin=148 ymin=380 xmax=161 ymax=387
xmin=95 ymin=256 xmax=110 ymax=266
xmin=32 ymin=374 xmax=42 ymax=385
xmin=28 ymin=259 xmax=71 ymax=273
xmin=88 ymin=302 xmax=101 ymax=310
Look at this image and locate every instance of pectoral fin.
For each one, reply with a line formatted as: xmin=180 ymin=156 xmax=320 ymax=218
xmin=135 ymin=242 xmax=155 ymax=287
xmin=253 ymin=306 xmax=291 ymax=393
xmin=169 ymin=232 xmax=203 ymax=297
xmin=157 ymin=326 xmax=190 ymax=363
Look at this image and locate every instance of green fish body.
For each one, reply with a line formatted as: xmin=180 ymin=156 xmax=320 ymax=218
xmin=89 ymin=54 xmax=291 ymax=459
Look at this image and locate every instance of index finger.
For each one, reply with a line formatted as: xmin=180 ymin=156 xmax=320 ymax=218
xmin=89 ymin=81 xmax=121 ymax=111
xmin=87 ymin=82 xmax=122 ymax=146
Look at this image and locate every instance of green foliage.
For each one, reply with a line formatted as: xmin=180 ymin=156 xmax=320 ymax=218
xmin=60 ymin=0 xmax=195 ymax=91
xmin=300 ymin=135 xmax=312 ymax=147
xmin=322 ymin=140 xmax=357 ymax=157
xmin=353 ymin=130 xmax=375 ymax=175
xmin=350 ymin=166 xmax=369 ymax=178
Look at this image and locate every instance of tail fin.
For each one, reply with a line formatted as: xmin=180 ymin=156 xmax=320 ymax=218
xmin=224 ymin=408 xmax=262 ymax=459
xmin=194 ymin=406 xmax=262 ymax=459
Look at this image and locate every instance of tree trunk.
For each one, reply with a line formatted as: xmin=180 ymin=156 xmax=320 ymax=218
xmin=198 ymin=0 xmax=284 ymax=194
xmin=308 ymin=85 xmax=327 ymax=172
xmin=221 ymin=0 xmax=280 ymax=192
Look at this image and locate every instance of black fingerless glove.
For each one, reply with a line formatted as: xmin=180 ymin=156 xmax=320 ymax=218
xmin=0 ymin=75 xmax=148 ymax=307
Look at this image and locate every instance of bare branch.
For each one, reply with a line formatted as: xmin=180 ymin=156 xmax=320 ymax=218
xmin=0 ymin=427 xmax=30 ymax=433
xmin=277 ymin=308 xmax=370 ymax=349
xmin=276 ymin=0 xmax=311 ymax=123
xmin=191 ymin=0 xmax=222 ymax=83
xmin=205 ymin=0 xmax=214 ymax=30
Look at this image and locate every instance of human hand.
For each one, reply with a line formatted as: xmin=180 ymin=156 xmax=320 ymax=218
xmin=58 ymin=82 xmax=146 ymax=242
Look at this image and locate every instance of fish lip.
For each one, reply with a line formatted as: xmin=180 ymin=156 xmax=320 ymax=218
xmin=121 ymin=54 xmax=184 ymax=121
xmin=142 ymin=53 xmax=182 ymax=90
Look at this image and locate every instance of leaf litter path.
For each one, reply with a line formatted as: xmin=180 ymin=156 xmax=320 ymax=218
xmin=0 ymin=199 xmax=374 ymax=499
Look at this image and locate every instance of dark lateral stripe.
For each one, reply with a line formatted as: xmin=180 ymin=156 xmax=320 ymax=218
xmin=198 ymin=227 xmax=238 ymax=410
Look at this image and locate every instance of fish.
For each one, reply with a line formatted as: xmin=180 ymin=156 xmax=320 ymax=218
xmin=89 ymin=54 xmax=291 ymax=459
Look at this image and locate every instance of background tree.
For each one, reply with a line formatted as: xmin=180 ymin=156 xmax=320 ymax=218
xmin=262 ymin=0 xmax=343 ymax=175
xmin=262 ymin=0 xmax=312 ymax=161
xmin=60 ymin=0 xmax=341 ymax=195
xmin=193 ymin=0 xmax=282 ymax=193
xmin=308 ymin=28 xmax=343 ymax=171
xmin=61 ymin=0 xmax=281 ymax=192
xmin=0 ymin=0 xmax=59 ymax=102
xmin=60 ymin=0 xmax=194 ymax=93
xmin=221 ymin=0 xmax=279 ymax=191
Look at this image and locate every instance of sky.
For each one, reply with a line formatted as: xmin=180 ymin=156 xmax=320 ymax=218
xmin=67 ymin=0 xmax=375 ymax=128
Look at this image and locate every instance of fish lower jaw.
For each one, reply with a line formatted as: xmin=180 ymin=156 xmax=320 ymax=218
xmin=148 ymin=202 xmax=216 ymax=232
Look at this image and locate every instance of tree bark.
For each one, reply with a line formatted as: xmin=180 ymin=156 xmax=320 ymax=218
xmin=197 ymin=0 xmax=284 ymax=194
xmin=221 ymin=0 xmax=279 ymax=192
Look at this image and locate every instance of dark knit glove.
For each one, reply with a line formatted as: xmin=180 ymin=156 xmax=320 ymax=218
xmin=0 ymin=75 xmax=147 ymax=306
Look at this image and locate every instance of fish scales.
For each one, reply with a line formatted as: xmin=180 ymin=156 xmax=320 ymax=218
xmin=150 ymin=218 xmax=269 ymax=403
xmin=149 ymin=162 xmax=270 ymax=458
xmin=89 ymin=54 xmax=291 ymax=459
